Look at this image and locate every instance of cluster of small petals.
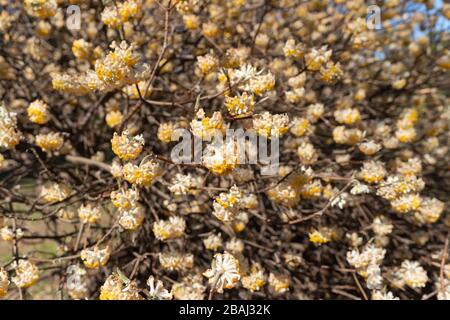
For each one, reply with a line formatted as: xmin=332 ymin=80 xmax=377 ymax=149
xmin=78 ymin=203 xmax=102 ymax=224
xmin=99 ymin=273 xmax=142 ymax=300
xmin=247 ymin=72 xmax=276 ymax=96
xmin=320 ymin=61 xmax=344 ymax=83
xmin=242 ymin=263 xmax=266 ymax=292
xmin=376 ymin=175 xmax=425 ymax=201
xmin=153 ymin=216 xmax=186 ymax=241
xmin=203 ymin=252 xmax=240 ymax=293
xmin=359 ymin=161 xmax=387 ymax=184
xmin=290 ymin=117 xmax=310 ymax=137
xmin=391 ymin=193 xmax=421 ymax=214
xmin=202 ymin=140 xmax=239 ymax=175
xmin=350 ymin=181 xmax=371 ymax=195
xmin=118 ymin=205 xmax=145 ymax=230
xmin=225 ymin=92 xmax=255 ymax=118
xmin=111 ymin=131 xmax=144 ymax=161
xmin=40 ymin=182 xmax=72 ymax=204
xmin=306 ymin=103 xmax=325 ymax=123
xmin=197 ymin=53 xmax=219 ymax=75
xmin=268 ymin=273 xmax=290 ymax=294
xmin=0 ymin=103 xmax=20 ymax=150
xmin=122 ymin=159 xmax=161 ymax=187
xmin=66 ymin=265 xmax=88 ymax=300
xmin=190 ymin=108 xmax=227 ymax=140
xmin=253 ymin=112 xmax=289 ymax=138
xmin=308 ymin=227 xmax=336 ymax=245
xmin=297 ymin=141 xmax=318 ymax=165
xmin=396 ymin=260 xmax=428 ymax=289
xmin=372 ymin=216 xmax=394 ymax=237
xmin=11 ymin=260 xmax=40 ymax=288
xmin=413 ymin=197 xmax=445 ymax=224
xmin=36 ymin=132 xmax=64 ymax=152
xmin=332 ymin=126 xmax=363 ymax=145
xmin=171 ymin=275 xmax=206 ymax=300
xmin=27 ymin=100 xmax=50 ymax=125
xmin=1 ymin=226 xmax=24 ymax=242
xmin=371 ymin=290 xmax=399 ymax=300
xmin=92 ymin=41 xmax=150 ymax=91
xmin=305 ymin=46 xmax=332 ymax=71
xmin=347 ymin=245 xmax=386 ymax=270
xmin=111 ymin=188 xmax=139 ymax=210
xmin=147 ymin=276 xmax=172 ymax=300
xmin=24 ymin=0 xmax=57 ymax=19
xmin=159 ymin=252 xmax=194 ymax=272
xmin=334 ymin=108 xmax=361 ymax=125
xmin=283 ymin=39 xmax=305 ymax=59
xmin=359 ymin=140 xmax=382 ymax=156
xmin=203 ymin=233 xmax=223 ymax=251
xmin=51 ymin=72 xmax=91 ymax=95
xmin=101 ymin=1 xmax=142 ymax=29
xmin=72 ymin=39 xmax=93 ymax=61
xmin=396 ymin=157 xmax=422 ymax=176
xmin=80 ymin=246 xmax=111 ymax=269
xmin=157 ymin=122 xmax=176 ymax=143
xmin=212 ymin=185 xmax=242 ymax=222
xmin=168 ymin=173 xmax=200 ymax=195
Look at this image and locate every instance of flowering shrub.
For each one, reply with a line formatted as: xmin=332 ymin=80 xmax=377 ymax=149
xmin=0 ymin=0 xmax=449 ymax=300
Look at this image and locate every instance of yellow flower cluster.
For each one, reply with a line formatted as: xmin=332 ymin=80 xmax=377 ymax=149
xmin=202 ymin=140 xmax=239 ymax=175
xmin=36 ymin=132 xmax=64 ymax=152
xmin=24 ymin=0 xmax=57 ymax=19
xmin=122 ymin=159 xmax=161 ymax=187
xmin=308 ymin=227 xmax=338 ymax=245
xmin=52 ymin=41 xmax=150 ymax=94
xmin=101 ymin=0 xmax=143 ymax=29
xmin=11 ymin=260 xmax=40 ymax=288
xmin=39 ymin=182 xmax=72 ymax=204
xmin=27 ymin=100 xmax=50 ymax=125
xmin=111 ymin=130 xmax=144 ymax=161
xmin=190 ymin=108 xmax=227 ymax=140
xmin=78 ymin=203 xmax=102 ymax=224
xmin=224 ymin=92 xmax=255 ymax=118
xmin=153 ymin=216 xmax=186 ymax=241
xmin=99 ymin=273 xmax=142 ymax=300
xmin=212 ymin=185 xmax=242 ymax=222
xmin=203 ymin=252 xmax=240 ymax=293
xmin=80 ymin=246 xmax=111 ymax=269
xmin=253 ymin=112 xmax=289 ymax=138
xmin=0 ymin=103 xmax=20 ymax=150
xmin=242 ymin=263 xmax=266 ymax=292
xmin=159 ymin=252 xmax=194 ymax=272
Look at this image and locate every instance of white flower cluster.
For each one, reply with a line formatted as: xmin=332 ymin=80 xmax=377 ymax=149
xmin=347 ymin=244 xmax=386 ymax=290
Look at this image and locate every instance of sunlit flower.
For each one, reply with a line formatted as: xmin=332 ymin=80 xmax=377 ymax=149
xmin=99 ymin=272 xmax=142 ymax=300
xmin=153 ymin=216 xmax=186 ymax=241
xmin=147 ymin=276 xmax=172 ymax=300
xmin=159 ymin=252 xmax=194 ymax=272
xmin=36 ymin=132 xmax=64 ymax=152
xmin=27 ymin=100 xmax=50 ymax=125
xmin=268 ymin=273 xmax=289 ymax=294
xmin=203 ymin=252 xmax=240 ymax=293
xmin=80 ymin=246 xmax=111 ymax=269
xmin=78 ymin=203 xmax=102 ymax=224
xmin=40 ymin=182 xmax=72 ymax=204
xmin=122 ymin=159 xmax=161 ymax=187
xmin=11 ymin=260 xmax=40 ymax=288
xmin=111 ymin=130 xmax=144 ymax=161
